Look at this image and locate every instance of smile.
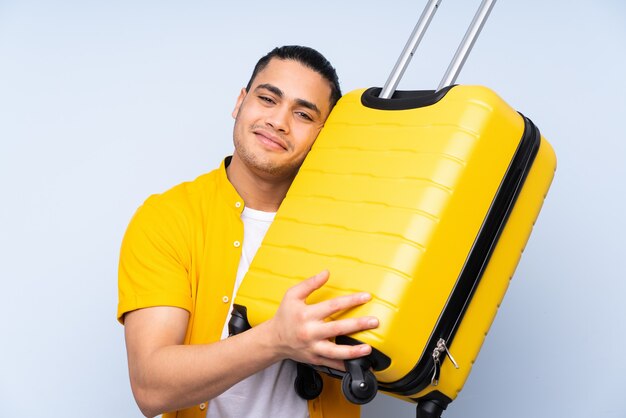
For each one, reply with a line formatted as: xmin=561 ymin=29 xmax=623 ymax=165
xmin=253 ymin=130 xmax=288 ymax=151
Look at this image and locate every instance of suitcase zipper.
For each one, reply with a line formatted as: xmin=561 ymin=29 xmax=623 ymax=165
xmin=378 ymin=114 xmax=541 ymax=397
xmin=430 ymin=338 xmax=459 ymax=386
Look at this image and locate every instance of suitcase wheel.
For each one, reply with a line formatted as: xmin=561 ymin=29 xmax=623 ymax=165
xmin=341 ymin=359 xmax=378 ymax=404
xmin=416 ymin=398 xmax=449 ymax=418
xmin=294 ymin=364 xmax=323 ymax=400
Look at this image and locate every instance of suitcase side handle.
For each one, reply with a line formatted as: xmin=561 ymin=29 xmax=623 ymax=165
xmin=379 ymin=0 xmax=497 ymax=99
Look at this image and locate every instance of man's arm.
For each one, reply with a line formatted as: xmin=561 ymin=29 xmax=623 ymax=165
xmin=124 ymin=270 xmax=378 ymax=417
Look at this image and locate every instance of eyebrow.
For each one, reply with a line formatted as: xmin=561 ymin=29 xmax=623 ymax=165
xmin=255 ymin=83 xmax=321 ymax=117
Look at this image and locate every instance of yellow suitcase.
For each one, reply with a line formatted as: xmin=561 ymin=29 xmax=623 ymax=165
xmin=230 ymin=1 xmax=556 ymax=416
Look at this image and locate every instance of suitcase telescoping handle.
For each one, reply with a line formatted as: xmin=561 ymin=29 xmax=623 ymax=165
xmin=378 ymin=0 xmax=442 ymax=99
xmin=379 ymin=0 xmax=497 ymax=99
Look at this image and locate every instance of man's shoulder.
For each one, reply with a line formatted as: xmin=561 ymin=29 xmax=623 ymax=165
xmin=144 ymin=166 xmax=223 ymax=211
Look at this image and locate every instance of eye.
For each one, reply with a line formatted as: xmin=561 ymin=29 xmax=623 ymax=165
xmin=258 ymin=95 xmax=276 ymax=105
xmin=295 ymin=111 xmax=313 ymax=122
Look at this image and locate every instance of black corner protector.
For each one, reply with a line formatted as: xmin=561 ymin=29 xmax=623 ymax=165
xmin=228 ymin=304 xmax=251 ymax=336
xmin=360 ymin=86 xmax=456 ymax=110
xmin=412 ymin=390 xmax=452 ymax=405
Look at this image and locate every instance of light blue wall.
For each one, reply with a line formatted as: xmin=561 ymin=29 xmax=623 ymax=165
xmin=1 ymin=1 xmax=624 ymax=417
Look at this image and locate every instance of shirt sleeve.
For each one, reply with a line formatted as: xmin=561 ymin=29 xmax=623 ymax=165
xmin=117 ymin=196 xmax=193 ymax=324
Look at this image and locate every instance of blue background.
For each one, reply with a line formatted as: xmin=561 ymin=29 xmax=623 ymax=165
xmin=1 ymin=1 xmax=625 ymax=417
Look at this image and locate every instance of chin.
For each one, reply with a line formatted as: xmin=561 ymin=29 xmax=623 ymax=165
xmin=235 ymin=139 xmax=303 ymax=178
xmin=254 ymin=157 xmax=302 ymax=178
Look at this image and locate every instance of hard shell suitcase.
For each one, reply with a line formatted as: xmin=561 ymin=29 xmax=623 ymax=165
xmin=229 ymin=1 xmax=556 ymax=416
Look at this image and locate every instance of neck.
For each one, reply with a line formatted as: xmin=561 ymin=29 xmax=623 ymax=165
xmin=226 ymin=154 xmax=295 ymax=212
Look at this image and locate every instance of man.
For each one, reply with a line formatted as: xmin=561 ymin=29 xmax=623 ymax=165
xmin=118 ymin=46 xmax=379 ymax=418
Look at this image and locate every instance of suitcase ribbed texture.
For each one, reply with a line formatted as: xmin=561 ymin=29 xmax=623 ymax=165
xmin=235 ymin=85 xmax=556 ymax=399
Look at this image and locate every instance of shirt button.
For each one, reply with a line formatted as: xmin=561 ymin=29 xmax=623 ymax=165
xmin=199 ymin=402 xmax=207 ymax=410
xmin=235 ymin=201 xmax=242 ymax=208
xmin=233 ymin=240 xmax=241 ymax=248
xmin=222 ymin=296 xmax=229 ymax=303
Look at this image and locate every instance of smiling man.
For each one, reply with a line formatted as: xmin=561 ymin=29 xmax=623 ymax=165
xmin=118 ymin=46 xmax=379 ymax=418
xmin=228 ymin=56 xmax=333 ymax=211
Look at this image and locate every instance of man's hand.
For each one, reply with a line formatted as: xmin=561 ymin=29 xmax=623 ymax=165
xmin=267 ymin=270 xmax=379 ymax=371
xmin=123 ymin=270 xmax=378 ymax=416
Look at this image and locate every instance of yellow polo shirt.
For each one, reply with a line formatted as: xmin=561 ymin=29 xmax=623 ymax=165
xmin=117 ymin=157 xmax=359 ymax=418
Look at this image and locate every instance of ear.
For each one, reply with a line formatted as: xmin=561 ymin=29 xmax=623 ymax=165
xmin=232 ymin=88 xmax=248 ymax=119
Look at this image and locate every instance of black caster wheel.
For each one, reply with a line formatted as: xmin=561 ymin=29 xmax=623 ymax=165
xmin=341 ymin=369 xmax=378 ymax=405
xmin=416 ymin=399 xmax=448 ymax=418
xmin=294 ymin=365 xmax=323 ymax=400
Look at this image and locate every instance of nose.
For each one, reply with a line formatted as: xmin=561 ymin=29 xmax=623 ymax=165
xmin=265 ymin=106 xmax=289 ymax=134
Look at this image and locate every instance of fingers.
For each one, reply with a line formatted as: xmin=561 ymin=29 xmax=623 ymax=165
xmin=287 ymin=270 xmax=330 ymax=300
xmin=290 ymin=270 xmax=373 ymax=318
xmin=312 ymin=315 xmax=379 ymax=342
xmin=287 ymin=270 xmax=379 ymax=340
xmin=308 ymin=340 xmax=373 ymax=367
xmin=296 ymin=340 xmax=372 ymax=370
xmin=272 ymin=269 xmax=380 ymax=367
xmin=308 ymin=291 xmax=372 ymax=319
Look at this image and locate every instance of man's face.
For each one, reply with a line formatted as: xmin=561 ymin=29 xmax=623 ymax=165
xmin=231 ymin=58 xmax=333 ymax=179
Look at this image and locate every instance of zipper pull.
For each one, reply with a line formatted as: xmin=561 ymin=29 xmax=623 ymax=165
xmin=430 ymin=350 xmax=441 ymax=386
xmin=439 ymin=338 xmax=459 ymax=369
xmin=430 ymin=338 xmax=460 ymax=386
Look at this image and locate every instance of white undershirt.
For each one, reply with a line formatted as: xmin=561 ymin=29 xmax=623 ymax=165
xmin=206 ymin=207 xmax=309 ymax=418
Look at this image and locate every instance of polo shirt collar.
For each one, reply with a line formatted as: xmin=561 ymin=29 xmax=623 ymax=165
xmin=217 ymin=156 xmax=245 ymax=215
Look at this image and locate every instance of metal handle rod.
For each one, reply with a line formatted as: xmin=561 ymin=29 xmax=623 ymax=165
xmin=437 ymin=0 xmax=497 ymax=90
xmin=379 ymin=0 xmax=442 ymax=99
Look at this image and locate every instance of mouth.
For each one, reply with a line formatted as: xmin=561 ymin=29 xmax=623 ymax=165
xmin=253 ymin=129 xmax=288 ymax=151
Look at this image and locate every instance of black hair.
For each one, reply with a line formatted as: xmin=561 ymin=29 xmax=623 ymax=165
xmin=245 ymin=45 xmax=342 ymax=110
